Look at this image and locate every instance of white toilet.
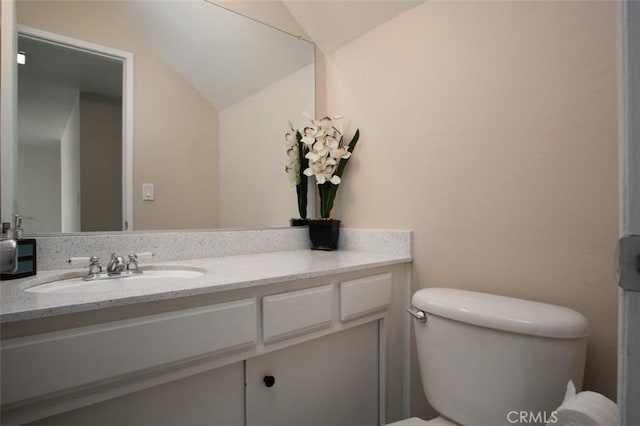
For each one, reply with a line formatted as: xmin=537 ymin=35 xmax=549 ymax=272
xmin=393 ymin=288 xmax=590 ymax=426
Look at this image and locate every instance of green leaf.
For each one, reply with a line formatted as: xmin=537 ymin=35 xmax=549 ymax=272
xmin=295 ymin=130 xmax=308 ymax=219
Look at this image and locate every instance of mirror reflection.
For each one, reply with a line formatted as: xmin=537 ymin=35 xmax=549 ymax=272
xmin=13 ymin=0 xmax=315 ymax=234
xmin=18 ymin=35 xmax=124 ymax=233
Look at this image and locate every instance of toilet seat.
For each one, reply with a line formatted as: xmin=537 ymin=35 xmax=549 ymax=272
xmin=387 ymin=416 xmax=459 ymax=426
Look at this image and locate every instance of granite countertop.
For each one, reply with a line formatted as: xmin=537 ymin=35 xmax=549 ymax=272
xmin=0 ymin=249 xmax=411 ymax=323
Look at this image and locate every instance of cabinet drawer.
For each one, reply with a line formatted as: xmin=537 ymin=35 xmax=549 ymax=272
xmin=340 ymin=273 xmax=392 ymax=321
xmin=1 ymin=298 xmax=257 ymax=405
xmin=262 ymin=285 xmax=333 ymax=343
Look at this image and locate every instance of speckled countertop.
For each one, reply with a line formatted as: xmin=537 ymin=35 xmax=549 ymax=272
xmin=1 ymin=249 xmax=411 ymax=323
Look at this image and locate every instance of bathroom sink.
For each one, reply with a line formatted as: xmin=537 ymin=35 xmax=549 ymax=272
xmin=24 ymin=266 xmax=207 ymax=294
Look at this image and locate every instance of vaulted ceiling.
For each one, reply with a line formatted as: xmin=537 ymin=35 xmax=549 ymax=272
xmin=281 ymin=1 xmax=424 ymax=53
xmin=107 ymin=0 xmax=425 ymax=109
xmin=214 ymin=0 xmax=425 ymax=54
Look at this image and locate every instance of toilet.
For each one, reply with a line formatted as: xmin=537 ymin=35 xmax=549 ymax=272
xmin=392 ymin=288 xmax=590 ymax=426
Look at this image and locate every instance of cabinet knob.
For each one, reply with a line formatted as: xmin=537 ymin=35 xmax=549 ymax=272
xmin=263 ymin=375 xmax=275 ymax=388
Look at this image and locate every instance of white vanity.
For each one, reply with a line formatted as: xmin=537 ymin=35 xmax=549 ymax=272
xmin=0 ymin=228 xmax=412 ymax=426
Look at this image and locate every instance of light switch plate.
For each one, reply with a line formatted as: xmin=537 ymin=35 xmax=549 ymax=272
xmin=142 ymin=183 xmax=154 ymax=201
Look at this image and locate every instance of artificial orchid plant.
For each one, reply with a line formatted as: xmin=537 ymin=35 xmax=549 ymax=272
xmin=285 ymin=126 xmax=308 ymax=219
xmin=286 ymin=113 xmax=360 ymax=219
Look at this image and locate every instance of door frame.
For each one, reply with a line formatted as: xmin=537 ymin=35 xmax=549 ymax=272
xmin=1 ymin=18 xmax=134 ymax=231
xmin=17 ymin=25 xmax=134 ymax=232
xmin=617 ymin=1 xmax=639 ymax=424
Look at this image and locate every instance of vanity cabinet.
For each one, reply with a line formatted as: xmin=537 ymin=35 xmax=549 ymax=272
xmin=29 ymin=362 xmax=246 ymax=426
xmin=1 ymin=299 xmax=257 ymax=406
xmin=246 ymin=321 xmax=379 ymax=426
xmin=1 ymin=266 xmax=407 ymax=426
xmin=25 ymin=323 xmax=379 ymax=426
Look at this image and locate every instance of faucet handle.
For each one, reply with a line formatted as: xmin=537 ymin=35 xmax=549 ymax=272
xmin=133 ymin=252 xmax=155 ymax=260
xmin=126 ymin=254 xmax=139 ymax=272
xmin=67 ymin=256 xmax=102 ymax=279
xmin=88 ymin=256 xmax=103 ymax=274
xmin=66 ymin=256 xmax=99 ymax=266
xmin=126 ymin=252 xmax=154 ymax=272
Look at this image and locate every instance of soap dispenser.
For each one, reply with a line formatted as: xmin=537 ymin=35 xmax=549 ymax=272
xmin=0 ymin=215 xmax=37 ymax=280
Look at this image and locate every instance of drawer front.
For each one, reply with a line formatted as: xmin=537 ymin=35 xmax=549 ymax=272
xmin=340 ymin=273 xmax=392 ymax=321
xmin=262 ymin=285 xmax=333 ymax=343
xmin=1 ymin=298 xmax=257 ymax=405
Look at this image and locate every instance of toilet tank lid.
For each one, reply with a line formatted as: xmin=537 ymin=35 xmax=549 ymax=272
xmin=412 ymin=288 xmax=590 ymax=339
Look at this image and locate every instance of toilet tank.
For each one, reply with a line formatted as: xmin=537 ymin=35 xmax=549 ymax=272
xmin=412 ymin=288 xmax=589 ymax=426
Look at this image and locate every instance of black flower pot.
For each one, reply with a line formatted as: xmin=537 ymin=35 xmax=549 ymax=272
xmin=289 ymin=218 xmax=310 ymax=227
xmin=308 ymin=219 xmax=340 ymax=251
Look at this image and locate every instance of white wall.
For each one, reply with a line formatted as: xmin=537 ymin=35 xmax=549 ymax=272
xmin=60 ymin=93 xmax=80 ymax=233
xmin=219 ymin=64 xmax=314 ymax=228
xmin=324 ymin=0 xmax=619 ymax=412
xmin=17 ymin=142 xmax=61 ymax=233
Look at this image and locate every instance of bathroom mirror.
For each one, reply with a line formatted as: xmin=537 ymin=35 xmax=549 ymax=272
xmin=9 ymin=0 xmax=315 ymax=233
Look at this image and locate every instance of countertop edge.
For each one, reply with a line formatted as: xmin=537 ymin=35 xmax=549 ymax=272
xmin=1 ymin=253 xmax=412 ymax=324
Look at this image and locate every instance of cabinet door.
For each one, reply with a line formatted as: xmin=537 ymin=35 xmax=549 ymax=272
xmin=29 ymin=362 xmax=245 ymax=426
xmin=246 ymin=321 xmax=379 ymax=426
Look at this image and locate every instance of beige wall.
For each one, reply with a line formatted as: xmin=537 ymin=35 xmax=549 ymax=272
xmin=80 ymin=93 xmax=122 ymax=232
xmin=17 ymin=0 xmax=219 ymax=230
xmin=219 ymin=65 xmax=315 ymax=228
xmin=324 ymin=0 xmax=619 ymax=411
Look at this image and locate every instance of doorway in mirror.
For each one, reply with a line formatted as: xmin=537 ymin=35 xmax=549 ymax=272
xmin=16 ymin=28 xmax=133 ymax=233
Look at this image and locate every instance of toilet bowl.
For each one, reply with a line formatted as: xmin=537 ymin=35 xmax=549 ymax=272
xmin=393 ymin=288 xmax=590 ymax=426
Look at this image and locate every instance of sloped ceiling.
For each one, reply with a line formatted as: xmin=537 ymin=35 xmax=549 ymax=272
xmin=108 ymin=0 xmax=314 ymax=110
xmin=211 ymin=0 xmax=310 ymax=41
xmin=108 ymin=0 xmax=425 ymax=108
xmin=282 ymin=0 xmax=425 ymax=53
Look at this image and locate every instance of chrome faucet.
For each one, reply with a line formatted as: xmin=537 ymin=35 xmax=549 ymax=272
xmin=106 ymin=253 xmax=126 ymax=275
xmin=67 ymin=252 xmax=154 ymax=281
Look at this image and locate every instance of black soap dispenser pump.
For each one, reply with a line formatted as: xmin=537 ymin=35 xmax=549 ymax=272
xmin=0 ymin=215 xmax=37 ymax=280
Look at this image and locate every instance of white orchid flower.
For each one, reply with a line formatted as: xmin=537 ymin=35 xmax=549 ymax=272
xmin=305 ymin=150 xmax=320 ymax=162
xmin=286 ymin=161 xmax=300 ymax=186
xmin=329 ymin=146 xmax=351 ymax=160
xmin=304 ymin=156 xmax=338 ymax=185
xmin=309 ymin=140 xmax=329 ymax=158
xmin=285 ymin=132 xmax=297 ymax=149
xmin=318 ymin=116 xmax=334 ymax=130
xmin=287 ymin=143 xmax=298 ymax=159
xmin=325 ymin=135 xmax=339 ymax=150
xmin=301 ymin=126 xmax=322 ymax=146
xmin=285 ymin=129 xmax=302 ymax=186
xmin=294 ymin=112 xmax=355 ymax=191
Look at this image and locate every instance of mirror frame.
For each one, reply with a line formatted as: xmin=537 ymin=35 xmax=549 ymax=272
xmin=1 ymin=0 xmax=18 ymax=223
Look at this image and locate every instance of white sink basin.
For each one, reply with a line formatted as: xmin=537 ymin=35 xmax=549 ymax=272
xmin=24 ymin=266 xmax=207 ymax=294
